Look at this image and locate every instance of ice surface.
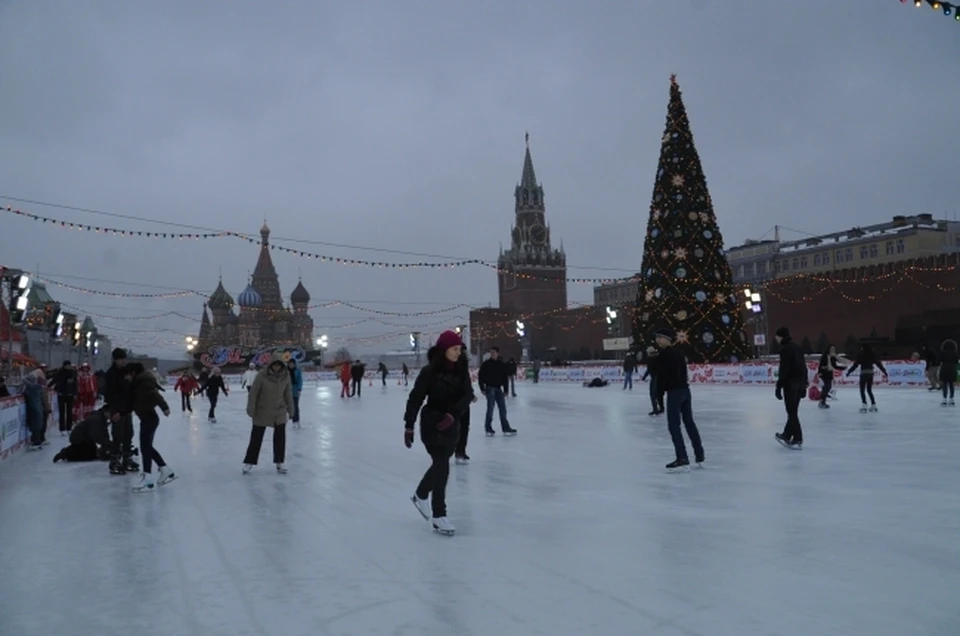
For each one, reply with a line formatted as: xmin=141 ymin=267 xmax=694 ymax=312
xmin=1 ymin=382 xmax=958 ymax=636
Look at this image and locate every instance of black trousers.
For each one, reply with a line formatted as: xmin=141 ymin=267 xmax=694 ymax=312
xmin=351 ymin=378 xmax=362 ymax=397
xmin=243 ymin=424 xmax=286 ymax=465
xmin=110 ymin=413 xmax=134 ymax=456
xmin=60 ymin=440 xmax=99 ymax=462
xmin=208 ymin=393 xmax=218 ymax=419
xmin=455 ymin=409 xmax=471 ymax=457
xmin=416 ymin=442 xmax=455 ymax=518
xmin=665 ymin=387 xmax=703 ymax=461
xmin=181 ymin=393 xmax=192 ymax=412
xmin=942 ymin=382 xmax=955 ymax=400
xmin=292 ymin=395 xmax=300 ymax=423
xmin=859 ymin=374 xmax=875 ymax=405
xmin=138 ymin=411 xmax=166 ymax=474
xmin=649 ymin=375 xmax=664 ymax=412
xmin=58 ymin=395 xmax=75 ymax=432
xmin=820 ymin=375 xmax=833 ymax=404
xmin=781 ymin=381 xmax=804 ymax=443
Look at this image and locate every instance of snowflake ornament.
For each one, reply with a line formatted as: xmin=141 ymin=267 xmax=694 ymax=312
xmin=699 ymin=212 xmax=710 ymax=223
xmin=662 ymin=132 xmax=671 ymax=144
xmin=660 ymin=249 xmax=670 ymax=260
xmin=676 ymin=330 xmax=689 ymax=343
xmin=645 ymin=290 xmax=655 ymax=301
xmin=674 ymin=247 xmax=687 ymax=260
xmin=714 ymin=292 xmax=727 ymax=304
xmin=652 ymin=208 xmax=662 ymax=221
xmin=671 ymin=174 xmax=685 ymax=187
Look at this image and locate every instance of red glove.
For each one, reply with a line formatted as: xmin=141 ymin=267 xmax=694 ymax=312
xmin=404 ymin=428 xmax=414 ymax=448
xmin=436 ymin=413 xmax=455 ymax=431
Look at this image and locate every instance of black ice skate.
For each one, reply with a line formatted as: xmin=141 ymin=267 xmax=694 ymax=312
xmin=109 ymin=459 xmax=127 ymax=475
xmin=455 ymin=454 xmax=470 ymax=465
xmin=665 ymin=458 xmax=690 ymax=473
xmin=775 ymin=432 xmax=802 ymax=450
xmin=485 ymin=429 xmax=495 ymax=437
xmin=502 ymin=426 xmax=517 ymax=436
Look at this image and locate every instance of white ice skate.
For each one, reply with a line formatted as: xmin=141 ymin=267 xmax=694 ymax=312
xmin=276 ymin=463 xmax=288 ymax=474
xmin=455 ymin=455 xmax=469 ymax=465
xmin=132 ymin=473 xmax=155 ymax=493
xmin=859 ymin=405 xmax=868 ymax=413
xmin=411 ymin=495 xmax=430 ymax=520
xmin=157 ymin=465 xmax=177 ymax=486
xmin=868 ymin=405 xmax=878 ymax=412
xmin=242 ymin=463 xmax=253 ymax=474
xmin=942 ymin=400 xmax=949 ymax=407
xmin=432 ymin=517 xmax=455 ymax=536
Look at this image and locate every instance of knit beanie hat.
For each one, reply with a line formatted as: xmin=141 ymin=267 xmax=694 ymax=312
xmin=111 ymin=347 xmax=127 ymax=360
xmin=775 ymin=326 xmax=791 ymax=339
xmin=652 ymin=326 xmax=676 ymax=341
xmin=435 ymin=330 xmax=464 ymax=351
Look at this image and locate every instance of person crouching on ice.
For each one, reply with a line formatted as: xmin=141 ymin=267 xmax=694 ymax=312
xmin=404 ymin=330 xmax=475 ymax=536
xmin=53 ymin=406 xmax=113 ymax=463
xmin=242 ymin=354 xmax=294 ymax=475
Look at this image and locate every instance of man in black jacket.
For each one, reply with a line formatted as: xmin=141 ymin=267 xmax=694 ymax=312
xmin=477 ymin=347 xmax=516 ymax=436
xmin=48 ymin=360 xmax=78 ymax=434
xmin=103 ymin=348 xmax=139 ymax=474
xmin=774 ymin=326 xmax=807 ymax=448
xmin=653 ymin=327 xmax=704 ymax=472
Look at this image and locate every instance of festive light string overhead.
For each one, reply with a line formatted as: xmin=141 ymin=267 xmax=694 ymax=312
xmin=3 ymin=204 xmax=636 ymax=286
xmin=900 ymin=0 xmax=960 ymax=21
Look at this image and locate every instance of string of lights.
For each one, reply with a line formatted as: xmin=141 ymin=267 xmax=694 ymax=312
xmin=4 ymin=203 xmax=637 ymax=285
xmin=899 ymin=0 xmax=960 ymax=21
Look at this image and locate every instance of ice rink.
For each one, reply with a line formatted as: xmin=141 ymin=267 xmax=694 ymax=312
xmin=1 ymin=381 xmax=958 ymax=636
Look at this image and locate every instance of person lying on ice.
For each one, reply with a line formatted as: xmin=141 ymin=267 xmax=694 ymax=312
xmin=53 ymin=406 xmax=113 ymax=463
xmin=582 ymin=377 xmax=609 ymax=388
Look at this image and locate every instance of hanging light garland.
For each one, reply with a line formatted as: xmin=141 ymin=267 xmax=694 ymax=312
xmin=899 ymin=0 xmax=960 ymax=22
xmin=3 ymin=203 xmax=637 ymax=285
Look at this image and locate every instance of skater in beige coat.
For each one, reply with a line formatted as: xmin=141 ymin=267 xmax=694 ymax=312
xmin=242 ymin=353 xmax=294 ymax=474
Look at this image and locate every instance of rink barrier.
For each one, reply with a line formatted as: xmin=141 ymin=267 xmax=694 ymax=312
xmin=167 ymin=359 xmax=931 ymax=389
xmin=0 ymin=391 xmax=60 ymax=468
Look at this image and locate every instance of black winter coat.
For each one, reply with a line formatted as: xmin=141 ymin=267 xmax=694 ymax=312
xmin=404 ymin=347 xmax=475 ymax=447
xmin=656 ymin=346 xmax=688 ymax=392
xmin=70 ymin=409 xmax=111 ymax=446
xmin=102 ymin=364 xmax=132 ymax=413
xmin=938 ymin=347 xmax=958 ymax=383
xmin=776 ymin=338 xmax=808 ymax=389
xmin=48 ymin=367 xmax=78 ymax=396
xmin=478 ymin=358 xmax=509 ymax=391
xmin=202 ymin=375 xmax=227 ymax=398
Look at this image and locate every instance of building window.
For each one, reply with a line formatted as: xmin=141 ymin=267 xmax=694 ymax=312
xmin=885 ymin=240 xmax=894 ymax=256
xmin=800 ymin=256 xmax=808 ymax=268
xmin=813 ymin=253 xmax=820 ymax=266
xmin=896 ymin=239 xmax=905 ymax=254
xmin=757 ymin=261 xmax=766 ymax=275
xmin=859 ymin=246 xmax=868 ymax=260
xmin=773 ymin=261 xmax=780 ymax=273
xmin=736 ymin=265 xmax=744 ymax=279
xmin=869 ymin=243 xmax=878 ymax=258
xmin=844 ymin=248 xmax=852 ymax=262
xmin=835 ymin=250 xmax=844 ymax=263
xmin=823 ymin=251 xmax=830 ymax=265
xmin=744 ymin=263 xmax=754 ymax=277
xmin=781 ymin=260 xmax=789 ymax=271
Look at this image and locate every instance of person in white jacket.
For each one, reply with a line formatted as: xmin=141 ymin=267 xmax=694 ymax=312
xmin=241 ymin=363 xmax=259 ymax=392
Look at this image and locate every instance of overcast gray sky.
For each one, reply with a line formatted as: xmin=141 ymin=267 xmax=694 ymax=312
xmin=1 ymin=0 xmax=956 ymax=358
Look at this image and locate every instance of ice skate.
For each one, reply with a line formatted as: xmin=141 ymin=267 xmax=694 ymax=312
xmin=208 ymin=417 xmax=217 ymax=423
xmin=868 ymin=405 xmax=878 ymax=412
xmin=455 ymin=454 xmax=469 ymax=465
xmin=132 ymin=473 xmax=155 ymax=493
xmin=276 ymin=463 xmax=287 ymax=474
xmin=242 ymin=463 xmax=253 ymax=474
xmin=157 ymin=466 xmax=177 ymax=486
xmin=41 ymin=440 xmax=50 ymax=447
xmin=29 ymin=444 xmax=42 ymax=451
xmin=818 ymin=402 xmax=830 ymax=409
xmin=775 ymin=432 xmax=802 ymax=450
xmin=859 ymin=405 xmax=868 ymax=413
xmin=950 ymin=400 xmax=956 ymax=406
xmin=665 ymin=458 xmax=690 ymax=473
xmin=485 ymin=429 xmax=495 ymax=437
xmin=109 ymin=459 xmax=126 ymax=475
xmin=694 ymin=455 xmax=705 ymax=469
xmin=502 ymin=426 xmax=517 ymax=436
xmin=432 ymin=517 xmax=455 ymax=536
xmin=411 ymin=495 xmax=430 ymax=520
xmin=942 ymin=400 xmax=949 ymax=407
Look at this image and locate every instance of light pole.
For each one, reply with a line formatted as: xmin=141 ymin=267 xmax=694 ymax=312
xmin=315 ymin=334 xmax=328 ymax=365
xmin=742 ymin=287 xmax=767 ymax=357
xmin=185 ymin=336 xmax=197 ymax=364
xmin=410 ymin=331 xmax=421 ymax=367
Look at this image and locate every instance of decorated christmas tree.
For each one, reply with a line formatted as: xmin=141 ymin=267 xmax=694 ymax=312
xmin=631 ymin=75 xmax=750 ymax=363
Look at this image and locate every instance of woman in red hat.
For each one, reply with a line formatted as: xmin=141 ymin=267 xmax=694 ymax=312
xmin=403 ymin=330 xmax=475 ymax=536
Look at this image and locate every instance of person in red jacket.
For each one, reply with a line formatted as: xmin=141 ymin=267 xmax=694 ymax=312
xmin=75 ymin=363 xmax=99 ymax=421
xmin=173 ymin=371 xmax=199 ymax=413
xmin=339 ymin=361 xmax=351 ymax=398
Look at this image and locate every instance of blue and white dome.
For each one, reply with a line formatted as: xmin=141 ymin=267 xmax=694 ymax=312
xmin=237 ymin=283 xmax=262 ymax=308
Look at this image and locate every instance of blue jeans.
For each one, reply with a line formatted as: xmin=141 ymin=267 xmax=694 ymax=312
xmin=484 ymin=387 xmax=509 ymax=431
xmin=666 ymin=387 xmax=703 ymax=462
xmin=623 ymin=372 xmax=633 ymax=390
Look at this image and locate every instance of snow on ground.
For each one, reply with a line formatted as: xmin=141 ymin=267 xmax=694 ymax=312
xmin=1 ymin=382 xmax=957 ymax=636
